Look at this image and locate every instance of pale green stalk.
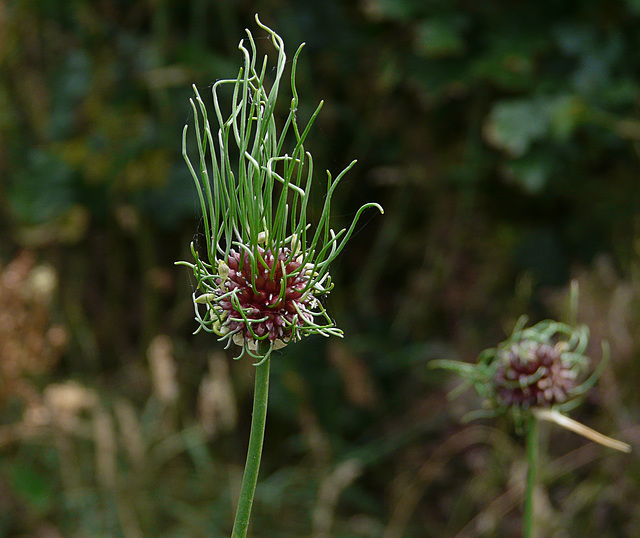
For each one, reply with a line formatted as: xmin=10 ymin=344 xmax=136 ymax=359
xmin=523 ymin=414 xmax=538 ymax=538
xmin=231 ymin=351 xmax=270 ymax=538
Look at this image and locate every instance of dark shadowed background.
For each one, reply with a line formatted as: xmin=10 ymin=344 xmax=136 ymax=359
xmin=2 ymin=0 xmax=640 ymax=536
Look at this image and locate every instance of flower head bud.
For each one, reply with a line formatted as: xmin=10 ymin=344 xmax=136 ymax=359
xmin=218 ymin=260 xmax=230 ymax=283
xmin=257 ymin=231 xmax=268 ymax=245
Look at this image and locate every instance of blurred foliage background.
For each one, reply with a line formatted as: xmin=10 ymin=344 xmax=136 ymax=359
xmin=2 ymin=0 xmax=640 ymax=536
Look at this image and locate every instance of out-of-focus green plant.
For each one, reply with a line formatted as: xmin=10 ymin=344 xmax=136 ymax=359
xmin=432 ymin=288 xmax=631 ymax=537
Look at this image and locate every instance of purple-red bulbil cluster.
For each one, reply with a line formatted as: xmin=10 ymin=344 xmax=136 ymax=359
xmin=215 ymin=247 xmax=315 ymax=348
xmin=494 ymin=341 xmax=578 ymax=409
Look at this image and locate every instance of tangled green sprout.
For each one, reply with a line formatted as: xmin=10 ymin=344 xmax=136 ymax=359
xmin=178 ymin=16 xmax=382 ymax=363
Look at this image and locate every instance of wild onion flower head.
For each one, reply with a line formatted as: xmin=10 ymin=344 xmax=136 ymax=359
xmin=178 ymin=16 xmax=382 ymax=362
xmin=433 ymin=318 xmax=605 ymax=426
xmin=433 ymin=312 xmax=630 ymax=452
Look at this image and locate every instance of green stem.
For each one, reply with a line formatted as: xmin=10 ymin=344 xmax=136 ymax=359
xmin=231 ymin=353 xmax=271 ymax=538
xmin=524 ymin=414 xmax=538 ymax=538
